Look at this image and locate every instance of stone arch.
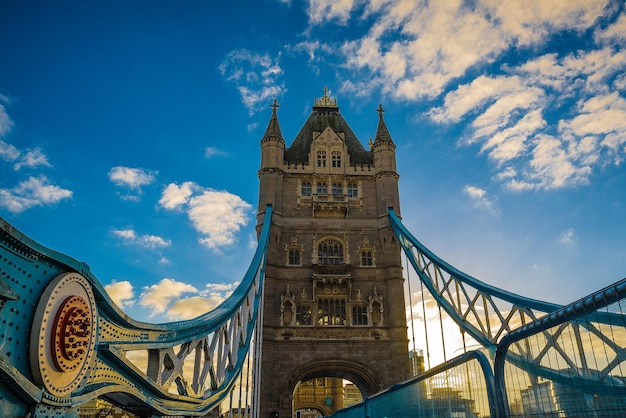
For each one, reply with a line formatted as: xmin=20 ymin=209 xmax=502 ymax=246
xmin=283 ymin=358 xmax=382 ymax=400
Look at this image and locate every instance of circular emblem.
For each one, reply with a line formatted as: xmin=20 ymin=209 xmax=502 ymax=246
xmin=30 ymin=272 xmax=98 ymax=397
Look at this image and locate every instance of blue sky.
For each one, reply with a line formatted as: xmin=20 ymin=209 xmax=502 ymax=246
xmin=1 ymin=0 xmax=625 ymax=325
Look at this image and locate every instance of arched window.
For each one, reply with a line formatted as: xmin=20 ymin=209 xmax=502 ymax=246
xmin=332 ymin=151 xmax=341 ymax=168
xmin=289 ymin=249 xmax=301 ymax=265
xmin=301 ymin=181 xmax=312 ymax=196
xmin=318 ymin=238 xmax=343 ymax=265
xmin=361 ymin=251 xmax=373 ymax=266
xmin=332 ymin=183 xmax=342 ymax=195
xmin=317 ymin=151 xmax=326 ymax=167
xmin=347 ymin=183 xmax=358 ymax=198
xmin=316 ymin=182 xmax=327 ymax=195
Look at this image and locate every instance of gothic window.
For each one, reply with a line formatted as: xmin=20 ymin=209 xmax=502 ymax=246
xmin=285 ymin=237 xmax=303 ymax=266
xmin=347 ymin=183 xmax=358 ymax=198
xmin=317 ymin=182 xmax=327 ymax=195
xmin=318 ymin=238 xmax=343 ymax=265
xmin=352 ymin=306 xmax=368 ymax=325
xmin=317 ymin=151 xmax=326 ymax=167
xmin=361 ymin=251 xmax=373 ymax=266
xmin=317 ymin=298 xmax=346 ymax=325
xmin=289 ymin=249 xmax=301 ymax=265
xmin=332 ymin=182 xmax=342 ymax=195
xmin=301 ymin=181 xmax=312 ymax=196
xmin=332 ymin=151 xmax=341 ymax=168
xmin=296 ymin=305 xmax=312 ymax=325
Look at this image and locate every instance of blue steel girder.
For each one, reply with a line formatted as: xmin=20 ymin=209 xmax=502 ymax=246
xmin=388 ymin=208 xmax=560 ymax=350
xmin=389 ymin=208 xmax=626 ymax=398
xmin=0 ymin=205 xmax=272 ymax=417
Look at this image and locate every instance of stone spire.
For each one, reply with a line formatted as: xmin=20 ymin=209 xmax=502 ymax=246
xmin=373 ymin=104 xmax=394 ymax=144
xmin=262 ymin=99 xmax=285 ymax=142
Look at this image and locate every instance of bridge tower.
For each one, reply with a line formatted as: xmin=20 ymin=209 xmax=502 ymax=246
xmin=257 ymin=89 xmax=410 ymax=417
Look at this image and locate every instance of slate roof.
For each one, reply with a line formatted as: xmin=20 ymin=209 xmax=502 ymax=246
xmin=284 ymin=105 xmax=374 ymax=165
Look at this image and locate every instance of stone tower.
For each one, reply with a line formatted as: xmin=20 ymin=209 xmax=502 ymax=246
xmin=257 ymin=89 xmax=409 ymax=417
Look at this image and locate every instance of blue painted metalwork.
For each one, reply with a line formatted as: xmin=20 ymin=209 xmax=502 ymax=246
xmin=326 ymin=350 xmax=498 ymax=418
xmin=389 ymin=208 xmax=561 ymax=349
xmin=0 ymin=205 xmax=272 ymax=417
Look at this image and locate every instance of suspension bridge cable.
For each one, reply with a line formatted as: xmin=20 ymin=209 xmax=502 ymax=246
xmin=418 ymin=251 xmax=432 ymax=370
xmin=404 ymin=252 xmax=418 ymax=371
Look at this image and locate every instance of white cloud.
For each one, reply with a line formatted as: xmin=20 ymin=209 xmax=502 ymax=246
xmin=108 ymin=166 xmax=157 ymax=190
xmin=0 ymin=103 xmax=13 ymax=138
xmin=0 ymin=139 xmax=19 ymax=162
xmin=204 ymin=146 xmax=226 ymax=159
xmin=307 ymin=0 xmax=356 ymax=25
xmin=559 ymin=228 xmax=577 ymax=246
xmin=167 ymin=296 xmax=224 ymax=320
xmin=159 ymin=181 xmax=198 ymax=210
xmin=112 ymin=228 xmax=171 ymax=249
xmin=219 ymin=50 xmax=286 ymax=114
xmin=463 ymin=185 xmax=499 ymax=215
xmin=0 ymin=175 xmax=72 ymax=213
xmin=104 ymin=280 xmax=135 ymax=309
xmin=160 ymin=182 xmax=252 ymax=251
xmin=140 ymin=278 xmax=198 ymax=315
xmin=13 ymin=148 xmax=51 ymax=170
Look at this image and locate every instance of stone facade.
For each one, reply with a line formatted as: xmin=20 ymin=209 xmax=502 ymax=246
xmin=257 ymin=90 xmax=409 ymax=417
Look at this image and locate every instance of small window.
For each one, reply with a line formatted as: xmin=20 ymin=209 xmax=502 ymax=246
xmin=352 ymin=306 xmax=368 ymax=325
xmin=332 ymin=151 xmax=341 ymax=168
xmin=361 ymin=251 xmax=373 ymax=266
xmin=332 ymin=183 xmax=342 ymax=195
xmin=296 ymin=305 xmax=312 ymax=325
xmin=347 ymin=183 xmax=358 ymax=198
xmin=317 ymin=182 xmax=327 ymax=195
xmin=317 ymin=151 xmax=327 ymax=167
xmin=301 ymin=182 xmax=312 ymax=196
xmin=289 ymin=249 xmax=301 ymax=265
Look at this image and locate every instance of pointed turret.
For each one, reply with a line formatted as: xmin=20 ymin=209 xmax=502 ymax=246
xmin=258 ymin=99 xmax=285 ymax=214
xmin=372 ymin=104 xmax=400 ymax=215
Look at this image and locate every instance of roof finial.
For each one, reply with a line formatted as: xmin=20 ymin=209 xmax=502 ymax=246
xmin=271 ymin=99 xmax=280 ymax=113
xmin=314 ymin=86 xmax=338 ymax=108
xmin=377 ymin=103 xmax=385 ymax=118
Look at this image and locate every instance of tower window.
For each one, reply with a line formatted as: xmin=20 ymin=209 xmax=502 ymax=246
xmin=289 ymin=249 xmax=301 ymax=265
xmin=296 ymin=305 xmax=312 ymax=325
xmin=317 ymin=298 xmax=346 ymax=325
xmin=347 ymin=183 xmax=358 ymax=198
xmin=361 ymin=251 xmax=373 ymax=266
xmin=317 ymin=182 xmax=327 ymax=195
xmin=317 ymin=151 xmax=326 ymax=167
xmin=332 ymin=183 xmax=342 ymax=195
xmin=318 ymin=238 xmax=343 ymax=265
xmin=352 ymin=306 xmax=368 ymax=325
xmin=332 ymin=151 xmax=341 ymax=168
xmin=301 ymin=181 xmax=312 ymax=196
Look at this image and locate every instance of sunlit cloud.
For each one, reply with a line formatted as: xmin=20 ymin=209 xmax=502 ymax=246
xmin=159 ymin=182 xmax=252 ymax=251
xmin=168 ymin=296 xmax=224 ymax=320
xmin=140 ymin=278 xmax=198 ymax=316
xmin=218 ymin=49 xmax=286 ymax=114
xmin=0 ymin=175 xmax=72 ymax=213
xmin=104 ymin=280 xmax=135 ymax=309
xmin=112 ymin=228 xmax=172 ymax=249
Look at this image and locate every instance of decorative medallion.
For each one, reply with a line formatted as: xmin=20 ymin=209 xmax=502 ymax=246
xmin=30 ymin=272 xmax=98 ymax=397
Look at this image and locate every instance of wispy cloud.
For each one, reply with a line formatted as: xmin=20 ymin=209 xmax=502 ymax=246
xmin=302 ymin=1 xmax=625 ymax=192
xmin=559 ymin=227 xmax=577 ymax=246
xmin=204 ymin=146 xmax=226 ymax=159
xmin=463 ymin=185 xmax=499 ymax=215
xmin=0 ymin=175 xmax=72 ymax=213
xmin=112 ymin=228 xmax=172 ymax=249
xmin=218 ymin=49 xmax=286 ymax=114
xmin=159 ymin=182 xmax=252 ymax=251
